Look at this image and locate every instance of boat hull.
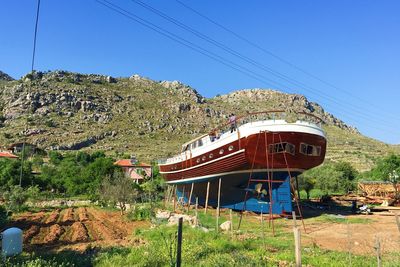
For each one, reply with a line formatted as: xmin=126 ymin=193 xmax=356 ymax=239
xmin=173 ymin=170 xmax=296 ymax=214
xmin=160 ymin=131 xmax=325 ymax=182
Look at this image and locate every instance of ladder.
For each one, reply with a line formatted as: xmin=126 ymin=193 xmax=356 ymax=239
xmin=237 ymin=131 xmax=306 ymax=234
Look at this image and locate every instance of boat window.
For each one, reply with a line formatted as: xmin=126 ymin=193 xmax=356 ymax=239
xmin=197 ymin=139 xmax=203 ymax=147
xmin=269 ymin=142 xmax=295 ymax=155
xmin=228 ymin=145 xmax=234 ymax=151
xmin=202 ymin=156 xmax=206 ymax=161
xmin=182 ymin=145 xmax=189 ymax=152
xmin=209 ymin=153 xmax=213 ymax=159
xmin=196 ymin=158 xmax=201 ymax=163
xmin=191 ymin=142 xmax=197 ymax=149
xmin=219 ymin=149 xmax=224 ymax=155
xmin=300 ymin=143 xmax=321 ymax=156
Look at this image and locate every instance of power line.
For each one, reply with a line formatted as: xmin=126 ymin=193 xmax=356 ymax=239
xmin=20 ymin=0 xmax=41 ymax=187
xmin=97 ymin=0 xmax=398 ymax=137
xmin=175 ymin=0 xmax=399 ymax=122
xmin=129 ymin=0 xmax=398 ymax=131
xmin=31 ymin=0 xmax=41 ymax=72
xmin=96 ymin=0 xmax=290 ymax=89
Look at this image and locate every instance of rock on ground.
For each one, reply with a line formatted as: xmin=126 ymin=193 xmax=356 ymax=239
xmin=220 ymin=220 xmax=232 ymax=231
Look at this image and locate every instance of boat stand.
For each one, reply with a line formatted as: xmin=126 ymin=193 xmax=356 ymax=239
xmin=237 ymin=131 xmax=307 ymax=234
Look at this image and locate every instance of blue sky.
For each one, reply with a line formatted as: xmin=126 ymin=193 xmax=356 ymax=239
xmin=1 ymin=0 xmax=399 ymax=144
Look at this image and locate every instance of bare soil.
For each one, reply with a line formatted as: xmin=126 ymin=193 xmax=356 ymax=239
xmin=44 ymin=209 xmax=60 ymax=225
xmin=302 ymin=213 xmax=400 ymax=255
xmin=9 ymin=207 xmax=149 ymax=251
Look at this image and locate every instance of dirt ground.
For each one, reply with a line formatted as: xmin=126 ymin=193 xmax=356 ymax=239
xmin=9 ymin=207 xmax=149 ymax=252
xmin=302 ymin=212 xmax=400 ymax=255
xmin=9 ymin=206 xmax=400 ymax=256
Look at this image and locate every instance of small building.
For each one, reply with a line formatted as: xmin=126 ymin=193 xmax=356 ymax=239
xmin=7 ymin=143 xmax=43 ymax=154
xmin=114 ymin=159 xmax=152 ymax=183
xmin=0 ymin=151 xmax=18 ymax=159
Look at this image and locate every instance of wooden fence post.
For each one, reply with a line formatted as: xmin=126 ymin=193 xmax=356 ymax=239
xmin=347 ymin=220 xmax=352 ymax=266
xmin=292 ymin=211 xmax=297 ymax=227
xmin=374 ymin=235 xmax=382 ymax=267
xmin=205 ymin=181 xmax=210 ymax=214
xmin=395 ymin=212 xmax=400 ymax=233
xmin=292 ymin=211 xmax=301 ymax=267
xmin=176 ymin=217 xmax=183 ymax=267
xmin=294 ymin=226 xmax=301 ymax=267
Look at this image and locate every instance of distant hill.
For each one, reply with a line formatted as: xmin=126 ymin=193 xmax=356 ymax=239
xmin=0 ymin=70 xmax=398 ymax=171
xmin=0 ymin=71 xmax=14 ymax=81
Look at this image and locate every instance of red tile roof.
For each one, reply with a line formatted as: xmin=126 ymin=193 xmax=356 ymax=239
xmin=114 ymin=159 xmax=151 ymax=168
xmin=0 ymin=151 xmax=18 ymax=159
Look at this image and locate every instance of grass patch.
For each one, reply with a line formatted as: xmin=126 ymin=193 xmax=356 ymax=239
xmin=311 ymin=213 xmax=372 ymax=224
xmin=5 ymin=206 xmax=391 ymax=266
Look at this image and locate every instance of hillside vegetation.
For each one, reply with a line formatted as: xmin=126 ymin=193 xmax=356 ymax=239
xmin=0 ymin=70 xmax=398 ymax=171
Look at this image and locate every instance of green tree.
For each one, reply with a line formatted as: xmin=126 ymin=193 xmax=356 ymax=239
xmin=298 ymin=172 xmax=315 ymax=199
xmin=38 ymin=151 xmax=117 ymax=196
xmin=0 ymin=158 xmax=33 ymax=188
xmin=48 ymin=151 xmax=63 ymax=165
xmin=334 ymin=161 xmax=358 ymax=193
xmin=369 ymin=154 xmax=400 ymax=200
xmin=100 ymin=171 xmax=141 ymax=215
xmin=300 ymin=161 xmax=358 ymax=195
xmin=81 ymin=157 xmax=116 ymax=200
xmin=3 ymin=185 xmax=29 ymax=212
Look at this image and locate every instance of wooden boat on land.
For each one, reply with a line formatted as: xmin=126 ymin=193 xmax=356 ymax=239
xmin=158 ymin=110 xmax=326 ymax=213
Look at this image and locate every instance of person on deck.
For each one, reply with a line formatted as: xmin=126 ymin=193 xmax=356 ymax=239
xmin=209 ymin=129 xmax=217 ymax=142
xmin=229 ymin=113 xmax=237 ymax=133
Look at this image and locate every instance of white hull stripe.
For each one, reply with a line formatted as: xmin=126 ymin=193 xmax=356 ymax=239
xmin=160 ymin=149 xmax=245 ymax=174
xmin=166 ymin=168 xmax=305 ymax=184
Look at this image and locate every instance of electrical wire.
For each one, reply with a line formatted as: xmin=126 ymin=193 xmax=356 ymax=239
xmin=129 ymin=0 xmax=398 ymax=133
xmin=20 ymin=0 xmax=41 ymax=187
xmin=175 ymin=0 xmax=399 ymax=122
xmin=96 ymin=0 xmax=398 ymax=137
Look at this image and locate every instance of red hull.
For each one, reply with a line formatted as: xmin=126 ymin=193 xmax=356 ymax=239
xmin=159 ymin=131 xmax=326 ymax=182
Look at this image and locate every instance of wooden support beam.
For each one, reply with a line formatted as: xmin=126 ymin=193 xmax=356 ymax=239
xmin=173 ymin=185 xmax=177 ymax=212
xmin=205 ymin=181 xmax=210 ymax=214
xmin=229 ymin=209 xmax=233 ymax=238
xmin=195 ymin=197 xmax=199 ymax=227
xmin=216 ymin=178 xmax=222 ymax=232
xmin=187 ymin=183 xmax=194 ymax=212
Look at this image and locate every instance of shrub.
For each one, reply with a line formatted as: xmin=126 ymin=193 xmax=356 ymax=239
xmin=127 ymin=203 xmax=154 ymax=221
xmin=100 ymin=171 xmax=141 ymax=215
xmin=45 ymin=119 xmax=57 ymax=127
xmin=0 ymin=205 xmax=8 ymax=228
xmin=2 ymin=185 xmax=39 ymax=212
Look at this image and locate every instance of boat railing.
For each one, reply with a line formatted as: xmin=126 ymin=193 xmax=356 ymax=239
xmin=212 ymin=110 xmax=324 ymax=135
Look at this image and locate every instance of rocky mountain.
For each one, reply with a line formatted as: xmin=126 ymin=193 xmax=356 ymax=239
xmin=0 ymin=70 xmax=398 ymax=171
xmin=0 ymin=71 xmax=14 ymax=81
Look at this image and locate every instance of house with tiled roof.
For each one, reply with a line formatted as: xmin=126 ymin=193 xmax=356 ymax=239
xmin=114 ymin=158 xmax=152 ymax=183
xmin=0 ymin=151 xmax=18 ymax=159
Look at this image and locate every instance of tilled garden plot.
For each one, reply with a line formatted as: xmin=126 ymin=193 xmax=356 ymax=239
xmin=9 ymin=207 xmax=146 ymax=251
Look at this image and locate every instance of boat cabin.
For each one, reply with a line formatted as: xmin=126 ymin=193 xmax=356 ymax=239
xmin=181 ymin=134 xmax=209 ymax=152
